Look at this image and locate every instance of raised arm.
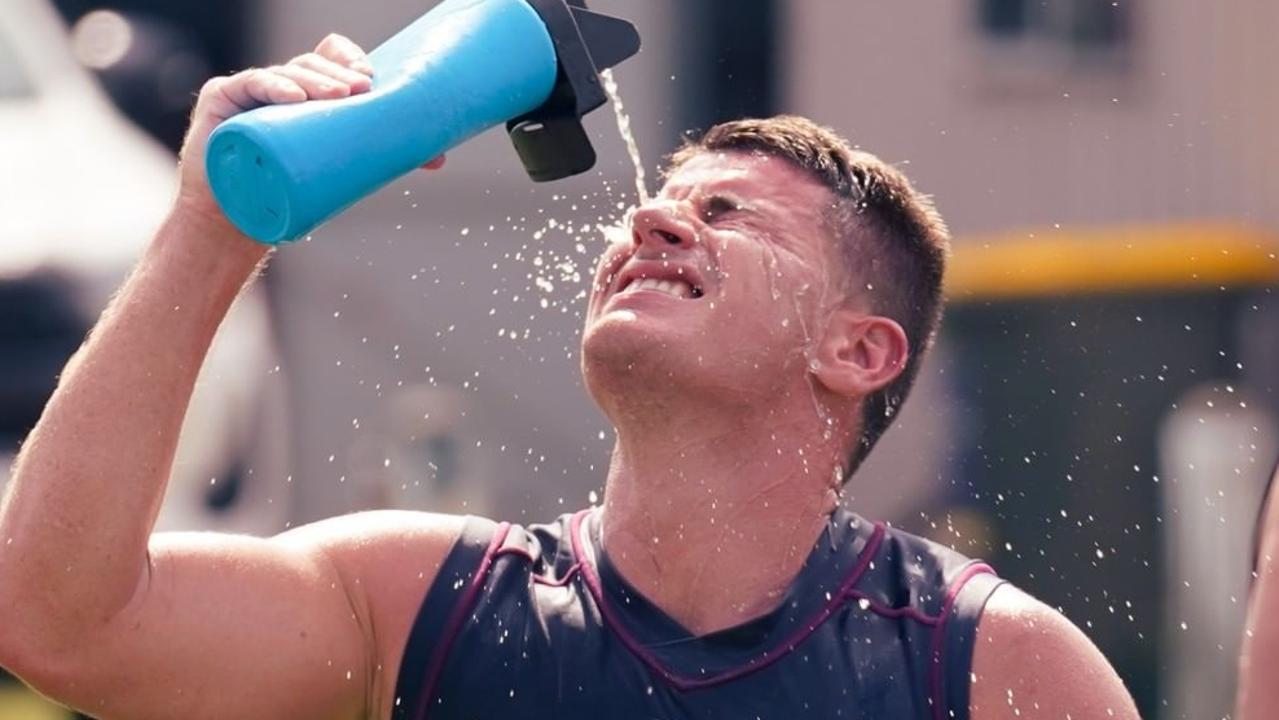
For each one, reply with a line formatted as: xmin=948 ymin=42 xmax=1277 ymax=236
xmin=0 ymin=34 xmax=460 ymax=720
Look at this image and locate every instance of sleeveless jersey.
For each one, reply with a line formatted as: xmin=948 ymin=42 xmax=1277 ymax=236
xmin=392 ymin=507 xmax=1005 ymax=720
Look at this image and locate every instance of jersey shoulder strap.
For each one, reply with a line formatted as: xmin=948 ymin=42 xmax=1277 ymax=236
xmin=391 ymin=512 xmax=579 ymax=719
xmin=392 ymin=514 xmax=502 ymax=720
xmin=940 ymin=564 xmax=1006 ymax=717
xmin=866 ymin=521 xmax=1006 ymax=720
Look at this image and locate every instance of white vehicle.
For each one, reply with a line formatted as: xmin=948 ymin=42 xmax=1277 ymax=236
xmin=0 ymin=0 xmax=290 ymax=537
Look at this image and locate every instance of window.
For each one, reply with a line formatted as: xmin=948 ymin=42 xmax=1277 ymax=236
xmin=979 ymin=0 xmax=1132 ymax=67
xmin=973 ymin=0 xmax=1134 ymax=95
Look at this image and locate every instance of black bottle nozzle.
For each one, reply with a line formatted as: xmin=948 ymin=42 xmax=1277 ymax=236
xmin=508 ymin=0 xmax=642 ymax=182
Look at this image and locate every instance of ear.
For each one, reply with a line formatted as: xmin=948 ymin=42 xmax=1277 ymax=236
xmin=809 ymin=309 xmax=909 ymax=398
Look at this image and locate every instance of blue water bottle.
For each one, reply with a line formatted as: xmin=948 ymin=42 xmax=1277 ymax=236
xmin=205 ymin=0 xmax=640 ymax=245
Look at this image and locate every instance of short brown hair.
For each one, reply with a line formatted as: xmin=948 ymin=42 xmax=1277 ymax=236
xmin=667 ymin=115 xmax=951 ymax=479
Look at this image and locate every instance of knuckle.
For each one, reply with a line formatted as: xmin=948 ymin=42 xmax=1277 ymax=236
xmin=199 ymin=76 xmax=225 ymax=95
xmin=318 ymin=32 xmax=346 ymax=49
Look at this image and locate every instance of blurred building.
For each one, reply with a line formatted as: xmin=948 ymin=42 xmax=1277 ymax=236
xmin=2 ymin=1 xmax=1275 ymax=718
xmin=786 ymin=3 xmax=1278 ymax=717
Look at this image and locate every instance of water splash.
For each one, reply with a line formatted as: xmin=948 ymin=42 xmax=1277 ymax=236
xmin=600 ymin=68 xmax=650 ymax=205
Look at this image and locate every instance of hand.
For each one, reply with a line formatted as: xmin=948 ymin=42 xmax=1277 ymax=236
xmin=173 ymin=33 xmax=443 ymax=228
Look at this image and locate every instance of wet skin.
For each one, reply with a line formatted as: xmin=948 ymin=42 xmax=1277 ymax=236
xmin=583 ymin=150 xmax=850 ymax=420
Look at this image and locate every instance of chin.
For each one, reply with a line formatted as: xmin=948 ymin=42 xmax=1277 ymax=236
xmin=584 ymin=312 xmax=674 ymax=370
xmin=581 ymin=313 xmax=706 ymax=404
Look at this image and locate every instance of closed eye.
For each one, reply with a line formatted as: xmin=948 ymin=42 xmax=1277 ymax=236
xmin=701 ymin=194 xmax=740 ymax=223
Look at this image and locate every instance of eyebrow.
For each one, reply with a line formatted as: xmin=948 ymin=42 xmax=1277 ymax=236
xmin=660 ymin=179 xmax=775 ymax=221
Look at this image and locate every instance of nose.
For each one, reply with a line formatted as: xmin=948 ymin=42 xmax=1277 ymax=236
xmin=630 ymin=201 xmax=695 ymax=255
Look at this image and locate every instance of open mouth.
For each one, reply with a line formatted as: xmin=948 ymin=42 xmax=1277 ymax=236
xmin=616 ymin=275 xmax=705 ymax=300
xmin=609 ymin=259 xmax=708 ymax=302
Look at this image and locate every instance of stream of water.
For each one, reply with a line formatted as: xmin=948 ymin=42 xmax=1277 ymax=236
xmin=600 ymin=68 xmax=650 ymax=206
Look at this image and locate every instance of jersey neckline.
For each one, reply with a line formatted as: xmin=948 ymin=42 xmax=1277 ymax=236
xmin=569 ymin=506 xmax=886 ymax=690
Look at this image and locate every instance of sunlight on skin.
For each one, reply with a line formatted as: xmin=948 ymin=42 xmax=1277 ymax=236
xmin=586 ymin=152 xmax=860 ymax=458
xmin=573 ymin=151 xmax=891 ymax=637
xmin=585 ymin=152 xmax=846 ymax=391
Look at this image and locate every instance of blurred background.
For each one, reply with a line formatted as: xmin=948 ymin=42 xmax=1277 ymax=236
xmin=1 ymin=0 xmax=1276 ymax=717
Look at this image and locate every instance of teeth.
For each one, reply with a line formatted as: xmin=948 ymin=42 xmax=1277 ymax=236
xmin=627 ymin=276 xmax=695 ymax=299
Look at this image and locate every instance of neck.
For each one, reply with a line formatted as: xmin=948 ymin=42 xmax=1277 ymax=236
xmin=597 ymin=389 xmax=854 ymax=636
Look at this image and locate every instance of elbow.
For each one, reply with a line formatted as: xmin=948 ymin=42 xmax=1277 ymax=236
xmin=0 ymin=629 xmax=84 ymax=707
xmin=0 ymin=631 xmax=24 ymax=677
xmin=0 ymin=633 xmax=53 ymax=693
xmin=0 ymin=594 xmax=84 ymax=694
xmin=0 ymin=591 xmax=35 ymax=676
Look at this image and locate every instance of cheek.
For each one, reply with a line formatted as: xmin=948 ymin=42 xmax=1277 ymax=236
xmin=713 ymin=244 xmax=831 ymax=348
xmin=717 ymin=236 xmax=820 ymax=306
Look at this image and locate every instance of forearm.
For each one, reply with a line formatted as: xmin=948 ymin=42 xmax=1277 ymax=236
xmin=1238 ymin=474 xmax=1279 ymax=719
xmin=0 ymin=205 xmax=269 ymax=648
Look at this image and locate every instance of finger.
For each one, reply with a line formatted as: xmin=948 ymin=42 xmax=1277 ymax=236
xmin=315 ymin=33 xmax=374 ymax=75
xmin=217 ymin=68 xmax=307 ymax=111
xmin=271 ymin=64 xmax=353 ymax=100
xmin=420 ymin=155 xmax=446 ymax=171
xmin=289 ymin=53 xmax=372 ymax=92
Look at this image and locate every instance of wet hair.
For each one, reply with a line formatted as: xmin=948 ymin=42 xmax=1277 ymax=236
xmin=667 ymin=115 xmax=951 ymax=480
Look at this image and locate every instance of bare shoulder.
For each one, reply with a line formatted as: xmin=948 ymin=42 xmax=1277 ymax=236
xmin=276 ymin=510 xmax=471 ymax=719
xmin=970 ymin=584 xmax=1140 ymax=720
xmin=275 ymin=509 xmax=470 ymax=637
xmin=275 ymin=509 xmax=468 ymax=575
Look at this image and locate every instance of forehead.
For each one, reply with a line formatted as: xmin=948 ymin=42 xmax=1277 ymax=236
xmin=660 ymin=150 xmax=829 ymax=207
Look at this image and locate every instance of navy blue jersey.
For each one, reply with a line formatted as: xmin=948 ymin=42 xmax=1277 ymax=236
xmin=392 ymin=507 xmax=1005 ymax=720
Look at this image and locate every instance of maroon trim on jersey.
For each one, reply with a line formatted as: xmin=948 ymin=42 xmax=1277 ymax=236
xmin=493 ymin=545 xmax=583 ymax=587
xmin=417 ymin=521 xmax=513 ymax=720
xmin=844 ymin=589 xmax=942 ymax=627
xmin=929 ymin=562 xmax=997 ymax=720
xmin=569 ymin=508 xmax=888 ymax=692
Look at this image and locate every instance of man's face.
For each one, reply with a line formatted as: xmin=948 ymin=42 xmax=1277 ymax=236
xmin=581 ymin=150 xmax=846 ymax=407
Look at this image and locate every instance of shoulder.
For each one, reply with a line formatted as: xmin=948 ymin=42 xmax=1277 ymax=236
xmin=871 ymin=522 xmax=998 ymax=609
xmin=274 ymin=510 xmax=480 ymax=632
xmin=275 ymin=509 xmax=470 ymax=581
xmin=275 ymin=510 xmax=473 ymax=719
xmin=970 ymin=585 xmax=1139 ymax=720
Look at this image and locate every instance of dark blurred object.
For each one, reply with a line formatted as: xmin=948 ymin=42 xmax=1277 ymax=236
xmin=674 ymin=0 xmax=782 ymax=134
xmin=52 ymin=1 xmax=250 ymax=152
xmin=979 ymin=0 xmax=1131 ymax=49
xmin=936 ymin=222 xmax=1279 ymax=718
xmin=0 ymin=273 xmax=87 ymax=446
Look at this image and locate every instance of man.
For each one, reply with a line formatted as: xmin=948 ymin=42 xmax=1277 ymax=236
xmin=0 ymin=34 xmax=1137 ymax=720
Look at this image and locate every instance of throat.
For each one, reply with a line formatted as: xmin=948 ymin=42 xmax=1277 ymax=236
xmin=598 ymin=450 xmax=841 ymax=636
xmin=592 ymin=377 xmax=853 ymax=636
